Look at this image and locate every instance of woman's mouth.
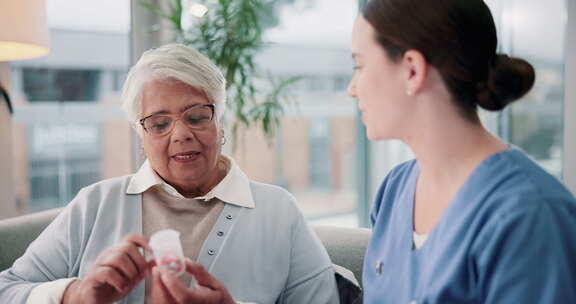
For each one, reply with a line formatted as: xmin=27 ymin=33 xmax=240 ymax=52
xmin=172 ymin=151 xmax=201 ymax=162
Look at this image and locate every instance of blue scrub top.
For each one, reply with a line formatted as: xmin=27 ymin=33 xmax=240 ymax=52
xmin=363 ymin=148 xmax=576 ymax=303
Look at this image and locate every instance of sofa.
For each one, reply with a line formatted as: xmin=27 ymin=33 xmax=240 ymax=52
xmin=0 ymin=208 xmax=371 ymax=300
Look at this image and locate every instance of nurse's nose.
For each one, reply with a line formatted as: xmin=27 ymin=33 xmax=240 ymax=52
xmin=347 ymin=77 xmax=358 ymax=99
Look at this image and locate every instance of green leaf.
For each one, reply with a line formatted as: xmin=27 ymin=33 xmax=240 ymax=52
xmin=138 ymin=1 xmax=175 ymax=21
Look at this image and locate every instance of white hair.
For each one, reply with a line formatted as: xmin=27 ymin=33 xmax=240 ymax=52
xmin=121 ymin=44 xmax=226 ymax=132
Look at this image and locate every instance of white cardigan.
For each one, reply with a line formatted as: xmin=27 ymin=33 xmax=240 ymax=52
xmin=0 ymin=175 xmax=339 ymax=304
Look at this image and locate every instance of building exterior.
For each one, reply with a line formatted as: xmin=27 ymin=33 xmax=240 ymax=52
xmin=10 ymin=28 xmax=358 ymax=220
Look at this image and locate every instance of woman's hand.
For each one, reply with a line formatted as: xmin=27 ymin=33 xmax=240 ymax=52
xmin=150 ymin=259 xmax=235 ymax=304
xmin=62 ymin=234 xmax=153 ymax=304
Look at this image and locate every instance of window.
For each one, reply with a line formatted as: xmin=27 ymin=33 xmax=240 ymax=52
xmin=22 ymin=68 xmax=101 ymax=102
xmin=5 ymin=0 xmax=573 ymax=223
xmin=26 ymin=124 xmax=101 ymax=212
xmin=487 ymin=0 xmax=567 ymax=178
xmin=231 ymin=0 xmax=360 ymax=226
xmin=333 ymin=75 xmax=351 ymax=91
xmin=9 ymin=0 xmax=131 ymax=215
xmin=309 ymin=118 xmax=331 ymax=189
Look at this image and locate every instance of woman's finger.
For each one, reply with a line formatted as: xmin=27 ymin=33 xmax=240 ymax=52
xmin=93 ymin=265 xmax=128 ymax=293
xmin=123 ymin=234 xmax=153 ymax=253
xmin=160 ymin=264 xmax=233 ymax=304
xmin=151 ymin=267 xmax=178 ymax=304
xmin=99 ymin=249 xmax=138 ymax=281
xmin=159 ymin=269 xmax=195 ymax=303
xmin=184 ymin=260 xmax=221 ymax=290
xmin=122 ymin=242 xmax=150 ymax=278
xmin=93 ymin=234 xmax=150 ymax=281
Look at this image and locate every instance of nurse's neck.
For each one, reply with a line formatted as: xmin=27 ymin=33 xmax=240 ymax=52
xmin=404 ymin=97 xmax=507 ymax=187
xmin=405 ymin=101 xmax=507 ymax=235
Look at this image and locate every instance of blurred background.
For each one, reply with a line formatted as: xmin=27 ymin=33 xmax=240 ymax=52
xmin=1 ymin=0 xmax=574 ymax=227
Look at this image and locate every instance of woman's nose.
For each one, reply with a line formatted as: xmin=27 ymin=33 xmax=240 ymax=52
xmin=347 ymin=78 xmax=357 ymax=99
xmin=171 ymin=119 xmax=194 ymax=142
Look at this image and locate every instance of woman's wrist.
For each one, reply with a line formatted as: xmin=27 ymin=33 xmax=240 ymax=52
xmin=61 ymin=279 xmax=80 ymax=304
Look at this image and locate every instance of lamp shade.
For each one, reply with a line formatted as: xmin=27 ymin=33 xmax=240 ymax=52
xmin=0 ymin=0 xmax=50 ymax=61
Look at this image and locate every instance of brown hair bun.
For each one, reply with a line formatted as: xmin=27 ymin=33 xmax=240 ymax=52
xmin=476 ymin=54 xmax=536 ymax=111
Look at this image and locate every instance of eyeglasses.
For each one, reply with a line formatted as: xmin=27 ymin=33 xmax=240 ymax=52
xmin=139 ymin=104 xmax=215 ymax=136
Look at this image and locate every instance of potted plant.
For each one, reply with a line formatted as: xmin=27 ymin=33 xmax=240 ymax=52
xmin=140 ymin=0 xmax=301 ymax=148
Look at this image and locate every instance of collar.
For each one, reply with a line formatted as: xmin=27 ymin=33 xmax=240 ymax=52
xmin=126 ymin=155 xmax=255 ymax=208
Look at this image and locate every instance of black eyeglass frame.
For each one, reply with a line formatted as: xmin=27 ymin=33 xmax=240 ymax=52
xmin=138 ymin=104 xmax=216 ymax=135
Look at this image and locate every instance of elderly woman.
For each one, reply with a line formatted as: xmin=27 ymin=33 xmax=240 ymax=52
xmin=0 ymin=44 xmax=339 ymax=304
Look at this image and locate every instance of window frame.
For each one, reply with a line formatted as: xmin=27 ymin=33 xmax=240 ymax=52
xmin=565 ymin=0 xmax=576 ymax=193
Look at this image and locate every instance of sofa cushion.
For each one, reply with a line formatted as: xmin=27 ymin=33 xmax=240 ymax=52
xmin=0 ymin=208 xmax=62 ymax=271
xmin=312 ymin=225 xmax=371 ymax=287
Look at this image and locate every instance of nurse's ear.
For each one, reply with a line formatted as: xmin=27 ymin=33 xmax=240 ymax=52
xmin=401 ymin=49 xmax=428 ymax=97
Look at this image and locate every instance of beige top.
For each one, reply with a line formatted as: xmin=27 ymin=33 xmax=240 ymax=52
xmin=142 ymin=187 xmax=225 ymax=263
xmin=127 ymin=155 xmax=255 ymax=302
xmin=142 ymin=187 xmax=225 ymax=293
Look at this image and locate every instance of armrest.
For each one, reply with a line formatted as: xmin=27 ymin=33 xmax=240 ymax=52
xmin=0 ymin=208 xmax=63 ymax=271
xmin=312 ymin=225 xmax=371 ymax=287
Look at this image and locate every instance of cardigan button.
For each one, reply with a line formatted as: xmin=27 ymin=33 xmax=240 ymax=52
xmin=208 ymin=249 xmax=215 ymax=255
xmin=217 ymin=231 xmax=224 ymax=237
xmin=226 ymin=214 xmax=233 ymax=220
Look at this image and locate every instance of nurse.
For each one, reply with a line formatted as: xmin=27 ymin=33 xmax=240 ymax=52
xmin=347 ymin=0 xmax=576 ymax=302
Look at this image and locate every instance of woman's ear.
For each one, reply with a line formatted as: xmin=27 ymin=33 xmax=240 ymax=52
xmin=218 ymin=128 xmax=226 ymax=146
xmin=401 ymin=50 xmax=428 ymax=96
